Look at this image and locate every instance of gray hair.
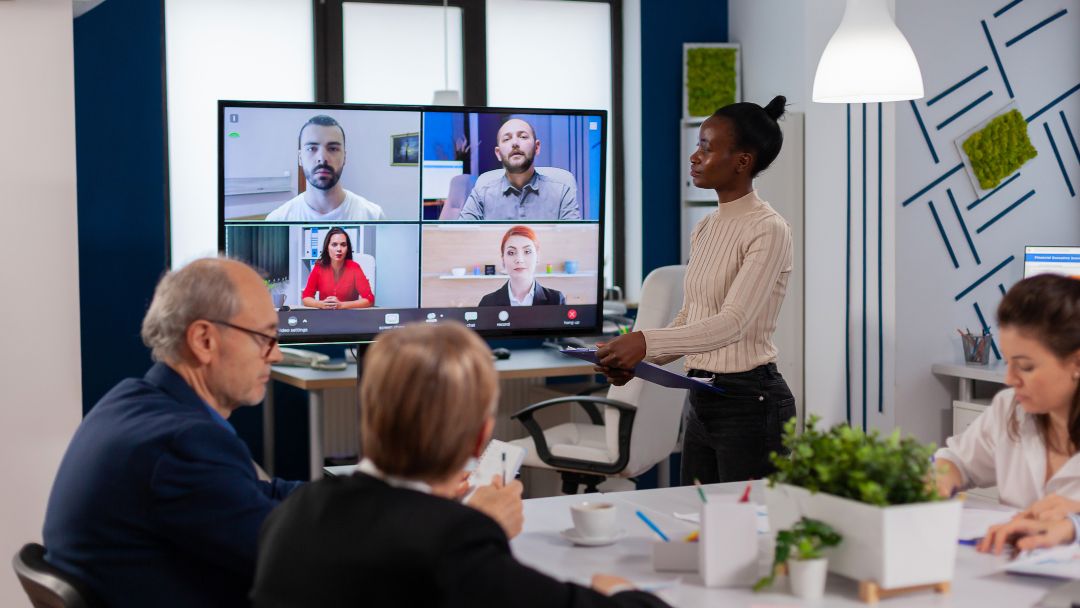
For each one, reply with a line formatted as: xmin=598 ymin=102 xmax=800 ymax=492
xmin=141 ymin=258 xmax=243 ymax=363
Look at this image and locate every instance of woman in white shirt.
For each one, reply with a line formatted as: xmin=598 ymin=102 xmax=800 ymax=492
xmin=934 ymin=274 xmax=1080 ymax=552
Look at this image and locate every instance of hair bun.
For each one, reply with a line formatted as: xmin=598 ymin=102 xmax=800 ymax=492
xmin=763 ymin=95 xmax=787 ymax=121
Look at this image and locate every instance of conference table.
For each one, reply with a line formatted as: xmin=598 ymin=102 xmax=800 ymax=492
xmin=267 ymin=347 xmax=596 ymax=479
xmin=513 ymin=481 xmax=1061 ymax=607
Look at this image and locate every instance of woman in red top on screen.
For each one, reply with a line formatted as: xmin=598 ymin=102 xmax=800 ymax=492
xmin=301 ymin=227 xmax=374 ymax=309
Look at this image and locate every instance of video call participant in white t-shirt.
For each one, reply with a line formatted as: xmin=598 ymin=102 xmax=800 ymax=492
xmin=265 ymin=115 xmax=386 ymax=222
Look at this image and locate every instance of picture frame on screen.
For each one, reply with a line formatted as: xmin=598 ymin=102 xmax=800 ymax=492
xmin=218 ymin=100 xmax=607 ymax=345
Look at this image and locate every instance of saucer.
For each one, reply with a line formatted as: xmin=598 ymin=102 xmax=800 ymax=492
xmin=560 ymin=528 xmax=627 ymax=547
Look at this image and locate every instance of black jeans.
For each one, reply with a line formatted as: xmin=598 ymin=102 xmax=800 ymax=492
xmin=680 ymin=363 xmax=796 ymax=485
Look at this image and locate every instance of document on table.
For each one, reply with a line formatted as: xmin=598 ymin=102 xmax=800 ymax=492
xmin=1005 ymin=545 xmax=1080 ymax=580
xmin=559 ymin=348 xmax=724 ymax=394
xmin=959 ymin=505 xmax=1017 ymax=541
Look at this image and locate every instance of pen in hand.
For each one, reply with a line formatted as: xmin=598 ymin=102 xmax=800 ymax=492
xmin=501 ymin=452 xmax=508 ymax=486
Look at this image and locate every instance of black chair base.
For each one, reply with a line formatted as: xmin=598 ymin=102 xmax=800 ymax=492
xmin=560 ymin=471 xmax=607 ymax=494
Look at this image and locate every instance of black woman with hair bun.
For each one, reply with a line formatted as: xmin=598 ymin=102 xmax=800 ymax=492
xmin=596 ymin=95 xmax=796 ymax=485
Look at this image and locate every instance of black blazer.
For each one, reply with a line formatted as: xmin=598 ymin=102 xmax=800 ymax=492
xmin=252 ymin=473 xmax=669 ymax=608
xmin=478 ymin=280 xmax=566 ymax=307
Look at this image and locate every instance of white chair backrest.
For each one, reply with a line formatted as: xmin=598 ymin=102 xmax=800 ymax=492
xmin=604 ymin=265 xmax=688 ymax=477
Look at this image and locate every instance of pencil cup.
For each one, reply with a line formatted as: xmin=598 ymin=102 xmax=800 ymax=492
xmin=652 ymin=541 xmax=698 ymax=572
xmin=699 ymin=498 xmax=758 ymax=587
xmin=961 ymin=333 xmax=990 ymax=365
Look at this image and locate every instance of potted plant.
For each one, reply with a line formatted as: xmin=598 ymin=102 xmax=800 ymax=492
xmin=764 ymin=417 xmax=962 ymax=594
xmin=755 ymin=517 xmax=841 ymax=600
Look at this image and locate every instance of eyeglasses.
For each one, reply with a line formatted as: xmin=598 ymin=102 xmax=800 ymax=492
xmin=208 ymin=320 xmax=279 ymax=359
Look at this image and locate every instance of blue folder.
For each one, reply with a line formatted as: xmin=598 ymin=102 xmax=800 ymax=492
xmin=560 ymin=347 xmax=724 ymax=394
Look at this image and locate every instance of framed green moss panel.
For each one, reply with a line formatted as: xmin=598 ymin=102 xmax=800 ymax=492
xmin=683 ymin=43 xmax=741 ymax=120
xmin=954 ymin=102 xmax=1038 ymax=195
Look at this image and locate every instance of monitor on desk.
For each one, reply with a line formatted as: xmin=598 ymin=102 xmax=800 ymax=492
xmin=219 ymin=100 xmax=607 ymax=344
xmin=1023 ymin=246 xmax=1080 ymax=279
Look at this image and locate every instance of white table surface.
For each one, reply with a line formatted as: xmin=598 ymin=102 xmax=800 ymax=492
xmin=513 ymin=481 xmax=1061 ymax=607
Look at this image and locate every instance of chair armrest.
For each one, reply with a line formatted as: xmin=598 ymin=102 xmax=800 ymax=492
xmin=511 ymin=396 xmax=636 ymax=476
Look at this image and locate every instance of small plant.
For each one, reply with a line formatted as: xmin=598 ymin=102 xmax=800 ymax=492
xmin=686 ymin=46 xmax=738 ymax=117
xmin=962 ymin=109 xmax=1037 ymax=190
xmin=754 ymin=517 xmax=842 ymax=591
xmin=768 ymin=416 xmax=940 ymax=506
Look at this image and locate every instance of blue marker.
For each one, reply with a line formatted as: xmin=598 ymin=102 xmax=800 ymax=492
xmin=635 ymin=510 xmax=670 ymax=542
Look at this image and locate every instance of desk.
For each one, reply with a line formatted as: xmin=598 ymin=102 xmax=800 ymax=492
xmin=266 ymin=348 xmax=596 ymax=479
xmin=512 ymin=481 xmax=1058 ymax=607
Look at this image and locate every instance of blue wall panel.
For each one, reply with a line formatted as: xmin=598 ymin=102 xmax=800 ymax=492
xmin=640 ymin=0 xmax=728 ymax=278
xmin=73 ymin=0 xmax=168 ymax=414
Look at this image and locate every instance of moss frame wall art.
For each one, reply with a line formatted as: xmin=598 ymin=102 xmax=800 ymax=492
xmin=954 ymin=102 xmax=1038 ymax=196
xmin=683 ymin=43 xmax=741 ymax=120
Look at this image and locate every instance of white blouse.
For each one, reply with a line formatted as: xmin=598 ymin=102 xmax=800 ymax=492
xmin=935 ymin=388 xmax=1080 ymax=508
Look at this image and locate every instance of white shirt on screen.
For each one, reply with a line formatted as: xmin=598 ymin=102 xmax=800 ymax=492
xmin=508 ymin=281 xmax=535 ymax=306
xmin=934 ymin=388 xmax=1080 ymax=508
xmin=264 ymin=190 xmax=385 ymax=222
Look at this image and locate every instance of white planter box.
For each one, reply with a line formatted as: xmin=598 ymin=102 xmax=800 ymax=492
xmin=765 ymin=483 xmax=962 ymax=589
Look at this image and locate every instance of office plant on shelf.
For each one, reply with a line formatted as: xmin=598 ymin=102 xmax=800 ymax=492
xmin=764 ymin=417 xmax=962 ymax=600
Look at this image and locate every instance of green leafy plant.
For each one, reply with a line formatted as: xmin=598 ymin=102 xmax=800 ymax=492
xmin=767 ymin=416 xmax=940 ymax=506
xmin=686 ymin=47 xmax=737 ymax=117
xmin=961 ymin=109 xmax=1037 ymax=190
xmin=754 ymin=517 xmax=842 ymax=591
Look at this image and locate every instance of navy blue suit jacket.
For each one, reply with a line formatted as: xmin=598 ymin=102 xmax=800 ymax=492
xmin=43 ymin=363 xmax=302 ymax=608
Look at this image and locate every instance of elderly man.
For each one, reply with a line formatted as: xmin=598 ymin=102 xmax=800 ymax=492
xmin=458 ymin=117 xmax=580 ymax=221
xmin=42 ymin=258 xmax=299 ymax=607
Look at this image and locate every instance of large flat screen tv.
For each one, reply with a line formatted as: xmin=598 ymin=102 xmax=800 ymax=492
xmin=218 ymin=100 xmax=606 ymax=344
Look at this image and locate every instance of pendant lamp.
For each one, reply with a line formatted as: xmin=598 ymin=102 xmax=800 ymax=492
xmin=812 ymin=0 xmax=923 ymax=103
xmin=432 ymin=0 xmax=462 ymax=106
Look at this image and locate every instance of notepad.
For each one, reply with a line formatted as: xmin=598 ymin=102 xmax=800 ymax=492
xmin=1005 ymin=545 xmax=1080 ymax=580
xmin=467 ymin=439 xmax=526 ymax=488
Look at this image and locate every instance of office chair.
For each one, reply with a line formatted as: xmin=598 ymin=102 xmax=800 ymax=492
xmin=13 ymin=543 xmax=101 ymax=608
xmin=510 ymin=265 xmax=689 ymax=494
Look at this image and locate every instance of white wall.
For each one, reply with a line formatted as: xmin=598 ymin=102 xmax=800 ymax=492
xmin=894 ymin=0 xmax=1080 ymax=443
xmin=0 ymin=0 xmax=83 ymax=604
xmin=623 ymin=0 xmax=643 ymax=301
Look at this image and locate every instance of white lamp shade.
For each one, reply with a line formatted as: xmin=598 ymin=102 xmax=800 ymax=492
xmin=813 ymin=0 xmax=924 ymax=103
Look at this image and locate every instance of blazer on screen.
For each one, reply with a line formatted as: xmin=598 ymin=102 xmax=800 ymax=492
xmin=478 ymin=280 xmax=566 ymax=307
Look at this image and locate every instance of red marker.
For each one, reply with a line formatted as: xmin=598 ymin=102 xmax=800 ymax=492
xmin=738 ymin=481 xmax=753 ymax=503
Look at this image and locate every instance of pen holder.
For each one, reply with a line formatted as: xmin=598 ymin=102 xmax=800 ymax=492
xmin=961 ymin=333 xmax=990 ymax=365
xmin=699 ymin=499 xmax=758 ymax=587
xmin=652 ymin=541 xmax=698 ymax=572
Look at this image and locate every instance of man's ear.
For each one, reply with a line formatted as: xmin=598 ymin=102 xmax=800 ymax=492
xmin=534 ymin=139 xmax=541 ymax=158
xmin=472 ymin=416 xmax=495 ymax=458
xmin=297 ymin=150 xmax=302 ymax=167
xmin=185 ymin=320 xmax=217 ymax=366
xmin=494 ymin=145 xmax=503 ymax=163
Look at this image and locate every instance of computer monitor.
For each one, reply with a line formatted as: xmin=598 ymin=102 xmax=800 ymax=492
xmin=218 ymin=100 xmax=606 ymax=344
xmin=1023 ymin=246 xmax=1080 ymax=279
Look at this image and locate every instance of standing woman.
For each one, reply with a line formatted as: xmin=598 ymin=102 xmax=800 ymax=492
xmin=596 ymin=96 xmax=794 ymax=484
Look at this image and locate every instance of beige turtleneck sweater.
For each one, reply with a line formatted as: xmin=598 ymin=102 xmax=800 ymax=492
xmin=642 ymin=190 xmax=792 ymax=374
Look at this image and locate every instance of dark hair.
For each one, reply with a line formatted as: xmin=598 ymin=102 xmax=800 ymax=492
xmin=298 ymin=114 xmax=345 ymax=149
xmin=318 ymin=227 xmax=353 ymax=267
xmin=712 ymin=95 xmax=786 ymax=177
xmin=999 ymin=274 xmax=1080 ymax=452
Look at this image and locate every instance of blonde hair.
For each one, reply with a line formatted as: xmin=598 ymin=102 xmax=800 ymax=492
xmin=361 ymin=323 xmax=498 ymax=482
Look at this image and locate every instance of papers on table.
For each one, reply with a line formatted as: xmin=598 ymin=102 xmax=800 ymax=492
xmin=958 ymin=506 xmax=1017 ymax=542
xmin=1005 ymin=545 xmax=1080 ymax=580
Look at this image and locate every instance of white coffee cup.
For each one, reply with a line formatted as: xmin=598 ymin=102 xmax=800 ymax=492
xmin=570 ymin=501 xmax=617 ymax=539
xmin=451 ymin=267 xmax=467 ymax=276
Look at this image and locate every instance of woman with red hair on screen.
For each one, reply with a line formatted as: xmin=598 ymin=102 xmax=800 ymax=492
xmin=478 ymin=225 xmax=565 ymax=307
xmin=301 ymin=227 xmax=374 ymax=309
